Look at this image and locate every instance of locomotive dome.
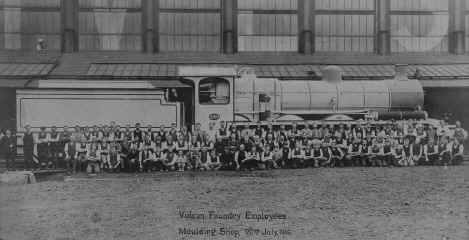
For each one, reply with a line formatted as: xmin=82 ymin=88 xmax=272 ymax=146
xmin=321 ymin=65 xmax=343 ymax=83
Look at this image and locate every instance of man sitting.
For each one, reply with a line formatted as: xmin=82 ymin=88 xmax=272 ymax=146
xmin=311 ymin=139 xmax=325 ymax=168
xmin=437 ymin=137 xmax=451 ymax=166
xmin=424 ymin=139 xmax=438 ymax=165
xmin=207 ymin=149 xmax=221 ymax=170
xmin=162 ymin=149 xmax=177 ymax=171
xmin=198 ymin=147 xmax=212 ymax=171
xmin=450 ymin=138 xmax=464 ymax=165
xmin=329 ymin=139 xmax=344 ymax=167
xmin=346 ymin=139 xmax=362 ymax=167
xmin=236 ymin=144 xmax=259 ymax=171
xmin=86 ymin=143 xmax=101 ymax=174
xmin=260 ymin=145 xmax=276 ymax=170
xmin=219 ymin=146 xmax=237 ymax=170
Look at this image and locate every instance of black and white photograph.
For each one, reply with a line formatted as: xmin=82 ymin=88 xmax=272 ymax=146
xmin=0 ymin=0 xmax=468 ymax=239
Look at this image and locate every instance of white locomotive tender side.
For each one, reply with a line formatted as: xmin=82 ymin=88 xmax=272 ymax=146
xmin=234 ymin=65 xmax=425 ymax=122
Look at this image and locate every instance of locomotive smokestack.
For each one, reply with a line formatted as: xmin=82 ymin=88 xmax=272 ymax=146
xmin=321 ymin=65 xmax=343 ymax=84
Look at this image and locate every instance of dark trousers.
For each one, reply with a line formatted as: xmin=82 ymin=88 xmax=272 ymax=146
xmin=124 ymin=158 xmax=138 ymax=172
xmin=143 ymin=160 xmax=166 ymax=171
xmin=360 ymin=154 xmax=370 ymax=166
xmin=330 ymin=156 xmax=342 ymax=167
xmin=369 ymin=156 xmax=383 ymax=167
xmin=345 ymin=155 xmax=361 ymax=166
xmin=123 ymin=152 xmax=139 ymax=172
xmin=65 ymin=156 xmax=75 ymax=173
xmin=297 ymin=158 xmax=309 ymax=168
xmin=49 ymin=144 xmax=61 ymax=169
xmin=382 ymin=154 xmax=396 ymax=166
xmin=239 ymin=159 xmax=259 ymax=170
xmin=219 ymin=161 xmax=237 ymax=170
xmin=421 ymin=154 xmax=438 ymax=165
xmin=265 ymin=160 xmax=276 ymax=169
xmin=5 ymin=150 xmax=15 ymax=169
xmin=452 ymin=155 xmax=463 ymax=165
xmin=37 ymin=144 xmax=49 ymax=168
xmin=276 ymin=154 xmax=292 ymax=169
xmin=24 ymin=147 xmax=36 ymax=169
xmin=151 ymin=161 xmax=167 ymax=171
xmin=288 ymin=158 xmax=302 ymax=169
xmin=413 ymin=156 xmax=425 ymax=166
xmin=440 ymin=152 xmax=451 ymax=165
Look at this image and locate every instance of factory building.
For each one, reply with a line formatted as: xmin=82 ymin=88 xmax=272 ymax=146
xmin=0 ymin=0 xmax=469 ymax=133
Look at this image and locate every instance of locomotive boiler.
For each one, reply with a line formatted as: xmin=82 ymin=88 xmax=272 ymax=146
xmin=233 ymin=65 xmax=425 ymax=123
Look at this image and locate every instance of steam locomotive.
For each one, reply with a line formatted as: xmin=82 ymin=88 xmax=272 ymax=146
xmin=15 ymin=64 xmax=426 ymax=132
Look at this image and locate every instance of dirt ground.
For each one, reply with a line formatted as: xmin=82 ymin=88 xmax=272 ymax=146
xmin=0 ymin=165 xmax=468 ymax=240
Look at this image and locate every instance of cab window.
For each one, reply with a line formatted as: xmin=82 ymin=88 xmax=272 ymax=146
xmin=199 ymin=78 xmax=230 ymax=104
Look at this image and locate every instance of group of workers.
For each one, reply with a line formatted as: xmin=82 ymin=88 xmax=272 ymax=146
xmin=0 ymin=119 xmax=466 ymax=173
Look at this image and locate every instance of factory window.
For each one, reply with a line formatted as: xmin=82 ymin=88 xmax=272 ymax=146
xmin=314 ymin=0 xmax=375 ymax=52
xmin=237 ymin=0 xmax=298 ymax=52
xmin=199 ymin=78 xmax=230 ymax=105
xmin=159 ymin=0 xmax=221 ymax=52
xmin=466 ymin=1 xmax=469 ymax=52
xmin=78 ymin=0 xmax=142 ymax=51
xmin=390 ymin=0 xmax=449 ymax=52
xmin=0 ymin=0 xmax=61 ymax=50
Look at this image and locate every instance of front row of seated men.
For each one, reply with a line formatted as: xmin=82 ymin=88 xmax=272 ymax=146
xmin=34 ymin=135 xmax=464 ymax=174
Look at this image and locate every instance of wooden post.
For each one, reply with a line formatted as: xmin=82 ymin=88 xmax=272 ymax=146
xmin=62 ymin=0 xmax=78 ymax=52
xmin=376 ymin=0 xmax=390 ymax=55
xmin=299 ymin=0 xmax=314 ymax=54
xmin=449 ymin=0 xmax=466 ymax=54
xmin=223 ymin=0 xmax=235 ymax=54
xmin=142 ymin=0 xmax=154 ymax=53
xmin=153 ymin=0 xmax=160 ymax=53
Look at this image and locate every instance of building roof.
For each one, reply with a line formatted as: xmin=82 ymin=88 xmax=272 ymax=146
xmin=0 ymin=63 xmax=56 ymax=77
xmin=84 ymin=63 xmax=469 ymax=79
xmin=0 ymin=62 xmax=57 ymax=87
xmin=0 ymin=51 xmax=468 ymax=81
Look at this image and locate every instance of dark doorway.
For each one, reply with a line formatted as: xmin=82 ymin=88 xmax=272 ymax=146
xmin=166 ymin=79 xmax=195 ymax=129
xmin=424 ymin=87 xmax=469 ymax=128
xmin=179 ymin=87 xmax=194 ymax=128
xmin=0 ymin=88 xmax=16 ymax=132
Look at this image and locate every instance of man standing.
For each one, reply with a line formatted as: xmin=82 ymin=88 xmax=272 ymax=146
xmin=3 ymin=129 xmax=16 ymax=170
xmin=49 ymin=126 xmax=60 ymax=169
xmin=36 ymin=127 xmax=50 ymax=169
xmin=23 ymin=125 xmax=36 ymax=170
xmin=75 ymin=136 xmax=89 ymax=173
xmin=64 ymin=136 xmax=77 ymax=174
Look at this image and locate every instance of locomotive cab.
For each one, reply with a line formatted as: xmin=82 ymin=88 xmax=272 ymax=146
xmin=178 ymin=66 xmax=236 ymax=131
